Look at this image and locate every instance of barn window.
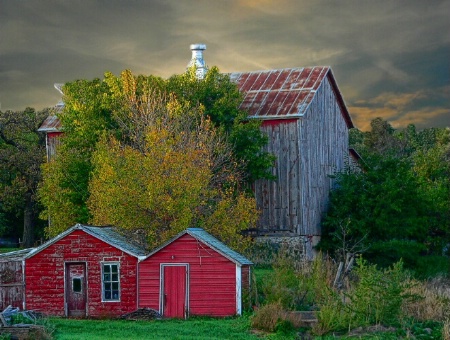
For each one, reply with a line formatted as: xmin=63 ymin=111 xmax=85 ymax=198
xmin=102 ymin=263 xmax=120 ymax=301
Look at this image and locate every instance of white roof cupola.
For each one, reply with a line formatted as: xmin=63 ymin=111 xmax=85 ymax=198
xmin=187 ymin=44 xmax=208 ymax=79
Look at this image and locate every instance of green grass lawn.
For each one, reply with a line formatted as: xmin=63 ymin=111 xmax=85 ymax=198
xmin=50 ymin=316 xmax=264 ymax=340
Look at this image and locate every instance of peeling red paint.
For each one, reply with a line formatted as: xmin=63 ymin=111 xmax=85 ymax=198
xmin=25 ymin=230 xmax=139 ymax=317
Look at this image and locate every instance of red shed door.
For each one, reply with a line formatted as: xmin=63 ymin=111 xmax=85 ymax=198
xmin=161 ymin=265 xmax=188 ymax=318
xmin=65 ymin=263 xmax=87 ymax=317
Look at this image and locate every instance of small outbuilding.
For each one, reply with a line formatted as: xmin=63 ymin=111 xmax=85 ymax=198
xmin=23 ymin=224 xmax=146 ymax=317
xmin=2 ymin=225 xmax=252 ymax=319
xmin=138 ymin=228 xmax=253 ymax=318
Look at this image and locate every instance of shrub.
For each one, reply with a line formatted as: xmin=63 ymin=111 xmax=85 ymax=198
xmin=345 ymin=258 xmax=410 ymax=327
xmin=261 ymin=253 xmax=302 ymax=310
xmin=260 ymin=249 xmax=339 ymax=311
xmin=251 ymin=302 xmax=285 ymax=332
xmin=313 ymin=257 xmax=412 ymax=334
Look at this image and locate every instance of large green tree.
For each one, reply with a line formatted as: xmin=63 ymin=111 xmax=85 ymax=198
xmin=319 ymin=118 xmax=450 ymax=270
xmin=88 ymin=75 xmax=257 ymax=249
xmin=0 ymin=108 xmax=48 ymax=247
xmin=39 ymin=68 xmax=270 ymax=247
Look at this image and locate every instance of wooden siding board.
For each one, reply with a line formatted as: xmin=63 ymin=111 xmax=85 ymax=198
xmin=139 ymin=234 xmax=241 ymax=317
xmin=0 ymin=260 xmax=24 ymax=310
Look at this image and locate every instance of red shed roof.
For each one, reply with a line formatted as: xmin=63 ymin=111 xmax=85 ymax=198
xmin=230 ymin=67 xmax=353 ymax=128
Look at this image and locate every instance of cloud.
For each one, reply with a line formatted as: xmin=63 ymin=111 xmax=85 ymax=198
xmin=350 ymin=86 xmax=450 ymax=130
xmin=0 ymin=0 xmax=448 ymax=131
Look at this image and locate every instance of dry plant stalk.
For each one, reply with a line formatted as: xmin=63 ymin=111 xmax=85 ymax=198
xmin=402 ymin=277 xmax=450 ymax=321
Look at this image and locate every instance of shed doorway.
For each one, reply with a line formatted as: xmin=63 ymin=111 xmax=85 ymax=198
xmin=160 ymin=264 xmax=189 ymax=318
xmin=65 ymin=263 xmax=87 ymax=317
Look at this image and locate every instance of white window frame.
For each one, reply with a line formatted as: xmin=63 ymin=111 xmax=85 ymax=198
xmin=101 ymin=262 xmax=121 ymax=302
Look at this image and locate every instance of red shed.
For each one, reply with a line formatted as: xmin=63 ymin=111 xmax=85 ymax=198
xmin=138 ymin=228 xmax=253 ymax=318
xmin=23 ymin=224 xmax=146 ymax=317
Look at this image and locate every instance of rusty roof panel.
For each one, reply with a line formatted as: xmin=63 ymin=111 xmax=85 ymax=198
xmin=305 ymin=67 xmax=325 ymax=89
xmin=280 ymin=68 xmax=302 ymax=90
xmin=258 ymin=90 xmax=279 ymax=117
xmin=239 ymin=91 xmax=258 ymax=112
xmin=278 ymin=91 xmax=302 ymax=116
xmin=37 ymin=115 xmax=62 ymax=132
xmin=260 ymin=70 xmax=282 ymax=91
xmin=242 ymin=72 xmax=260 ymax=91
xmin=250 ymin=72 xmax=270 ymax=91
xmin=231 ymin=67 xmax=331 ymax=119
xmin=272 ymin=69 xmax=293 ymax=90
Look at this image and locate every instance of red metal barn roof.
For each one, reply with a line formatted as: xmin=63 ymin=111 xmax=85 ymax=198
xmin=230 ymin=67 xmax=354 ymax=128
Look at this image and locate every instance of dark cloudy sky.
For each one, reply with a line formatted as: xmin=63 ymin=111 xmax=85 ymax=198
xmin=1 ymin=0 xmax=449 ymax=130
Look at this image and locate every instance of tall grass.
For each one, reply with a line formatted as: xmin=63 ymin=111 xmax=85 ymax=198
xmin=252 ymin=249 xmax=449 ymax=337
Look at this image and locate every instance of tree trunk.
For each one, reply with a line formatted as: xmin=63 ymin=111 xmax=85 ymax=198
xmin=23 ymin=192 xmax=35 ymax=248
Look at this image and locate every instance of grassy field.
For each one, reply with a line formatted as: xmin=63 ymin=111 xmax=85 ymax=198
xmin=49 ymin=316 xmax=269 ymax=340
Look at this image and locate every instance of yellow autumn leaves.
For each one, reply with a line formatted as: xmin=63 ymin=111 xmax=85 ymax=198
xmin=87 ymin=71 xmax=257 ymax=250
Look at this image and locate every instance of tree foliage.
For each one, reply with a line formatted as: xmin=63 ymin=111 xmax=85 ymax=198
xmin=319 ymin=118 xmax=450 ymax=270
xmin=39 ymin=68 xmax=265 ymax=249
xmin=166 ymin=66 xmax=275 ymax=182
xmin=0 ymin=108 xmax=48 ymax=246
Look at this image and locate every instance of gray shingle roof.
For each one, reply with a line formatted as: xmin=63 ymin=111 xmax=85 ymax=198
xmin=0 ymin=248 xmax=35 ymax=260
xmin=82 ymin=225 xmax=147 ymax=257
xmin=25 ymin=224 xmax=147 ymax=259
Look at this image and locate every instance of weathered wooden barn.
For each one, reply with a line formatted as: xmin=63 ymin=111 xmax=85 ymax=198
xmin=138 ymin=228 xmax=253 ymax=318
xmin=229 ymin=67 xmax=354 ymax=251
xmin=23 ymin=224 xmax=146 ymax=317
xmin=1 ymin=225 xmax=251 ymax=318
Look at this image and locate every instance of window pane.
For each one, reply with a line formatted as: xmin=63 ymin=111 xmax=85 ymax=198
xmin=102 ymin=263 xmax=120 ymax=301
xmin=73 ymin=278 xmax=82 ymax=293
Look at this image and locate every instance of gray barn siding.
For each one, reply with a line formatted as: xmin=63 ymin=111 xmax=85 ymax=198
xmin=255 ymin=75 xmax=348 ymax=236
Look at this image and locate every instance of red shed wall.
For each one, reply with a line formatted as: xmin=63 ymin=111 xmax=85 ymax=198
xmin=25 ymin=230 xmax=138 ymax=317
xmin=139 ymin=234 xmax=238 ymax=317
